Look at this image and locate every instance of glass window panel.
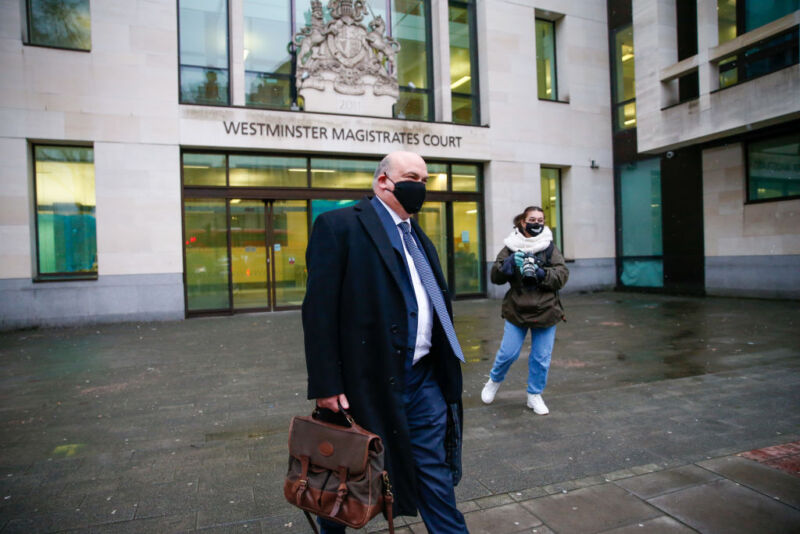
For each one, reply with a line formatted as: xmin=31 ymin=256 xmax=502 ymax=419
xmin=620 ymin=158 xmax=662 ymax=257
xmin=184 ymin=198 xmax=230 ymax=310
xmin=427 ymin=163 xmax=448 ymax=191
xmin=394 ymin=90 xmax=428 ymax=121
xmin=717 ymin=0 xmax=738 ymax=44
xmin=310 ymin=158 xmax=378 ymax=189
xmin=613 ymin=25 xmax=635 ymax=104
xmin=744 ymin=0 xmax=799 ymax=32
xmin=719 ymin=56 xmax=739 ymax=87
xmin=180 ymin=66 xmax=229 ymax=106
xmin=28 ymin=0 xmax=91 ymax=50
xmin=231 ymin=200 xmax=269 ymax=309
xmin=229 ymin=155 xmax=306 ymax=187
xmin=294 ymin=0 xmax=335 ymax=34
xmin=535 ymin=19 xmax=557 ymax=100
xmin=416 ymin=201 xmax=447 ymax=278
xmin=451 ymin=95 xmax=474 ymax=126
xmin=540 ymin=167 xmax=562 ymax=251
xmin=449 ymin=4 xmax=472 ymax=94
xmin=179 ymin=0 xmax=229 ymax=104
xmin=183 ymin=153 xmax=226 ymax=186
xmin=620 ymin=259 xmax=664 ymax=288
xmin=452 ymin=201 xmax=483 ymax=294
xmin=311 ymin=199 xmax=359 ymax=223
xmin=748 ymin=133 xmax=800 ymax=201
xmin=452 ymin=163 xmax=479 ymax=192
xmin=615 ymin=101 xmax=637 ymax=131
xmin=742 ymin=30 xmax=798 ymax=80
xmin=244 ymin=0 xmax=292 ymax=73
xmin=34 ymin=146 xmax=96 ymax=276
xmin=273 ymin=200 xmax=309 ymax=307
xmin=246 ymin=72 xmax=293 ymax=108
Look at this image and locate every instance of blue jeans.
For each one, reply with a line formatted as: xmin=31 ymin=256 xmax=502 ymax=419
xmin=489 ymin=320 xmax=557 ymax=394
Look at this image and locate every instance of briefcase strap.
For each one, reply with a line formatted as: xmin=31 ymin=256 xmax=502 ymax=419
xmin=299 ymin=478 xmax=396 ymax=534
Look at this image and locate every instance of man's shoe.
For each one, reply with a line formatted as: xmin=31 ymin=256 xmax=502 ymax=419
xmin=481 ymin=379 xmax=501 ymax=404
xmin=527 ymin=393 xmax=549 ymax=415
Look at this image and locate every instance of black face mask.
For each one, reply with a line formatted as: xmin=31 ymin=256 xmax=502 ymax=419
xmin=386 ymin=176 xmax=426 ymax=214
xmin=525 ymin=222 xmax=544 ymax=236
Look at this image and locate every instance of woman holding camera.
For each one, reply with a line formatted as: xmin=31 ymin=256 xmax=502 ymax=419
xmin=481 ymin=206 xmax=569 ymax=414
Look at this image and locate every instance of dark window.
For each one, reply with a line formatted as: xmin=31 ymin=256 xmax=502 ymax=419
xmin=747 ymin=132 xmax=800 ymax=202
xmin=33 ymin=145 xmax=97 ymax=279
xmin=449 ymin=0 xmax=480 ymax=124
xmin=179 ymin=0 xmax=230 ymax=105
xmin=26 ymin=0 xmax=91 ymax=51
xmin=676 ymin=0 xmax=699 ymax=102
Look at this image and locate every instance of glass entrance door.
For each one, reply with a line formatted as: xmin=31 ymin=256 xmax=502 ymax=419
xmin=184 ymin=198 xmax=309 ymax=314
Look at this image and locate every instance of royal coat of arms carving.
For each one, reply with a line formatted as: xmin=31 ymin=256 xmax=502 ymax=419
xmin=292 ymin=0 xmax=400 ymax=115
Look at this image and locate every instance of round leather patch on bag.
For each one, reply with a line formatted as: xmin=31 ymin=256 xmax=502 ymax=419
xmin=319 ymin=441 xmax=334 ymax=456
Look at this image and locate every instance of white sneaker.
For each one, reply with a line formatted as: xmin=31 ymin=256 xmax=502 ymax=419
xmin=527 ymin=393 xmax=549 ymax=415
xmin=481 ymin=379 xmax=501 ymax=404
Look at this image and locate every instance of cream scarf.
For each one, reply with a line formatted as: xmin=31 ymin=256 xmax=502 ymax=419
xmin=503 ymin=226 xmax=553 ymax=254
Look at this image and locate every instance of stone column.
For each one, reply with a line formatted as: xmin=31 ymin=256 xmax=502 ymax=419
xmin=230 ymin=0 xmax=245 ymax=107
xmin=696 ymin=0 xmax=719 ymax=103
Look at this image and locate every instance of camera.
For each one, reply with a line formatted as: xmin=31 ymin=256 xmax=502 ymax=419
xmin=520 ymin=253 xmax=540 ymax=280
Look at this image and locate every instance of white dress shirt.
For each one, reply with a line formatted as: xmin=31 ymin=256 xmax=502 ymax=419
xmin=376 ymin=196 xmax=433 ymax=364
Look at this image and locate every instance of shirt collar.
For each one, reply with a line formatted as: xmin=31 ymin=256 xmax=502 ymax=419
xmin=376 ymin=194 xmax=409 ymax=226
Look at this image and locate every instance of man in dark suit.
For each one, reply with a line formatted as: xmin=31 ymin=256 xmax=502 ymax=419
xmin=302 ymin=151 xmax=468 ymax=533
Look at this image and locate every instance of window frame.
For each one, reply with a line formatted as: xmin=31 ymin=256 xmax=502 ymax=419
xmin=31 ymin=142 xmax=98 ymax=282
xmin=535 ymin=17 xmax=559 ymax=102
xmin=177 ymin=0 xmax=232 ymax=107
xmin=448 ymin=0 xmax=481 ymax=125
xmin=25 ymin=0 xmax=92 ymax=52
xmin=540 ymin=166 xmax=564 ymax=253
xmin=610 ymin=23 xmax=636 ymax=131
xmin=744 ymin=130 xmax=800 ymax=204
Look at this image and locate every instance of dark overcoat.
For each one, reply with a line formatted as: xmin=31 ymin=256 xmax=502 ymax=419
xmin=301 ymin=196 xmax=463 ymax=517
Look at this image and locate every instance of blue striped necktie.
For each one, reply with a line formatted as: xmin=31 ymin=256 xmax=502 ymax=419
xmin=398 ymin=222 xmax=465 ymax=362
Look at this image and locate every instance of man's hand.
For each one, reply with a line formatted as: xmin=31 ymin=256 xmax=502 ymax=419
xmin=316 ymin=393 xmax=350 ymax=412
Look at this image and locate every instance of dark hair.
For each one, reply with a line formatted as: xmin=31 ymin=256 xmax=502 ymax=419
xmin=513 ymin=206 xmax=545 ymax=230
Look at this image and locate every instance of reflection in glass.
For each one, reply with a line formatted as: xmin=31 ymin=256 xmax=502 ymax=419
xmin=744 ymin=0 xmax=799 ymax=32
xmin=616 ymin=101 xmax=637 ymax=130
xmin=613 ymin=25 xmax=635 ymax=103
xmin=183 ymin=153 xmax=227 ymax=186
xmin=417 ymin=202 xmax=448 ymax=278
xmin=273 ymin=200 xmax=309 ymax=307
xmin=449 ymin=2 xmax=478 ymax=124
xmin=452 ymin=201 xmax=482 ymax=294
xmin=184 ymin=199 xmax=230 ymax=310
xmin=393 ymin=0 xmax=432 ymax=120
xmin=748 ymin=132 xmax=800 ymax=201
xmin=619 ymin=158 xmax=663 ymax=287
xmin=310 ymin=158 xmax=379 ymax=189
xmin=427 ymin=163 xmax=448 ymax=191
xmin=179 ymin=0 xmax=229 ymax=104
xmin=34 ymin=146 xmax=96 ymax=275
xmin=717 ymin=0 xmax=737 ymax=44
xmin=230 ymin=155 xmax=306 ymax=187
xmin=231 ymin=200 xmax=269 ymax=309
xmin=311 ymin=199 xmax=359 ymax=224
xmin=28 ymin=0 xmax=91 ymax=50
xmin=245 ymin=0 xmax=293 ymax=109
xmin=452 ymin=164 xmax=479 ymax=192
xmin=540 ymin=167 xmax=562 ymax=251
xmin=536 ymin=19 xmax=557 ymax=100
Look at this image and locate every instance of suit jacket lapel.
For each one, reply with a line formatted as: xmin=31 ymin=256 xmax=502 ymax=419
xmin=356 ymin=198 xmax=413 ymax=298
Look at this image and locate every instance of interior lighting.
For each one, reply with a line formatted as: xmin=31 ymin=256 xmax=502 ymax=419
xmin=311 ymin=169 xmax=336 ymax=173
xmin=465 ymin=209 xmax=477 ymax=214
xmin=621 ymin=53 xmax=634 ymax=62
xmin=450 ymin=76 xmax=471 ymax=90
xmin=243 ymin=49 xmax=250 ymax=61
xmin=184 ymin=165 xmax=210 ymax=169
xmin=624 ymin=118 xmax=637 ymax=126
xmin=288 ymin=168 xmax=308 ymax=172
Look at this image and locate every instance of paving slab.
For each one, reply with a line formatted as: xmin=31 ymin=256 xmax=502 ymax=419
xmin=598 ymin=516 xmax=697 ymax=534
xmin=648 ymin=478 xmax=800 ymax=534
xmin=614 ymin=464 xmax=720 ymax=499
xmin=462 ymin=502 xmax=542 ymax=534
xmin=697 ymin=455 xmax=800 ymax=509
xmin=519 ymin=484 xmax=662 ymax=534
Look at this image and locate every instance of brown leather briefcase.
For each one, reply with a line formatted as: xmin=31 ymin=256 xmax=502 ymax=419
xmin=284 ymin=408 xmax=394 ymax=533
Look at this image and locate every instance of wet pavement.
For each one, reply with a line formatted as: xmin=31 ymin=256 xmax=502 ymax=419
xmin=0 ymin=291 xmax=798 ymax=533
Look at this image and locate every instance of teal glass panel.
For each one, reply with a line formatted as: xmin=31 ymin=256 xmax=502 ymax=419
xmin=179 ymin=0 xmax=229 ymax=104
xmin=745 ymin=0 xmax=799 ymax=32
xmin=748 ymin=133 xmax=800 ymax=201
xmin=619 ymin=158 xmax=663 ymax=287
xmin=311 ymin=199 xmax=359 ymax=223
xmin=34 ymin=146 xmax=96 ymax=276
xmin=246 ymin=72 xmax=292 ymax=108
xmin=184 ymin=198 xmax=230 ymax=311
xmin=28 ymin=0 xmax=91 ymax=50
xmin=536 ymin=19 xmax=556 ymax=100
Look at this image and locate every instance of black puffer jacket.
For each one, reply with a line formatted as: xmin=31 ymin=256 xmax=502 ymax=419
xmin=490 ymin=244 xmax=569 ymax=328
